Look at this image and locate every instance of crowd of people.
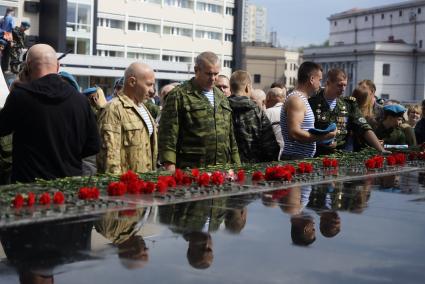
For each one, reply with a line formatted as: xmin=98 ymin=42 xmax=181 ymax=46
xmin=0 ymin=44 xmax=424 ymax=184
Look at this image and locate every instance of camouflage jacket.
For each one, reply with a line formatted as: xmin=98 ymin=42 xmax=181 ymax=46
xmin=144 ymin=99 xmax=160 ymax=119
xmin=158 ymin=78 xmax=240 ymax=169
xmin=375 ymin=122 xmax=408 ymax=146
xmin=228 ymin=95 xmax=279 ymax=162
xmin=12 ymin=27 xmax=25 ymax=49
xmin=97 ymin=91 xmax=158 ymax=174
xmin=309 ymin=90 xmax=372 ymax=155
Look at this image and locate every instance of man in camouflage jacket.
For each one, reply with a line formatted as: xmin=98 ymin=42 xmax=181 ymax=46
xmin=158 ymin=52 xmax=240 ymax=170
xmin=308 ymin=69 xmax=385 ymax=156
xmin=97 ymin=63 xmax=157 ymax=174
xmin=228 ymin=70 xmax=279 ymax=162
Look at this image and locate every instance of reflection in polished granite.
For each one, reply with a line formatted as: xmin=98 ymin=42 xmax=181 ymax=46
xmin=0 ymin=171 xmax=424 ymax=283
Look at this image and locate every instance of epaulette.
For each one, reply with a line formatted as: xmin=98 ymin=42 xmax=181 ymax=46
xmin=344 ymin=96 xmax=356 ymax=102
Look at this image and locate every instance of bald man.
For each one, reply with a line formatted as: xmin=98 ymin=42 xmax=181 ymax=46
xmin=97 ymin=62 xmax=157 ymax=174
xmin=0 ymin=44 xmax=100 ymax=183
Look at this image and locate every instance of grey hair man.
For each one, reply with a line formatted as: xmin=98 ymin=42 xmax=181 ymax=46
xmin=265 ymin=87 xmax=287 ymax=159
xmin=158 ymin=51 xmax=240 ymax=172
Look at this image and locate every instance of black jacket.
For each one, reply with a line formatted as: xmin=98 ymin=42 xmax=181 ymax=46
xmin=228 ymin=95 xmax=279 ymax=163
xmin=0 ymin=73 xmax=100 ymax=182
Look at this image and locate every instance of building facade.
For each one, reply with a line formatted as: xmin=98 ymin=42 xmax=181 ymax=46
xmin=2 ymin=0 xmax=243 ymax=92
xmin=241 ymin=42 xmax=301 ymax=91
xmin=242 ymin=1 xmax=267 ymax=43
xmin=304 ymin=0 xmax=425 ymax=103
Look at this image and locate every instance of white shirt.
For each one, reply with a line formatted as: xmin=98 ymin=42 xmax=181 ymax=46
xmin=265 ymin=102 xmax=284 ymax=160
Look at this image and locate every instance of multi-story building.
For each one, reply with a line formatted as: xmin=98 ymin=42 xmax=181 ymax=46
xmin=2 ymin=0 xmax=243 ymax=93
xmin=304 ymin=0 xmax=425 ymax=103
xmin=241 ymin=42 xmax=301 ymax=91
xmin=242 ymin=1 xmax=267 ymax=43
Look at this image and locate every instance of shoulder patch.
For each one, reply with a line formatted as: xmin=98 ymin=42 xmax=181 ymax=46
xmin=348 ymin=96 xmax=356 ymax=102
xmin=358 ymin=117 xmax=367 ymax=124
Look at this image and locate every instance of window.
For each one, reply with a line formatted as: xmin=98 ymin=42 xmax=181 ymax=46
xmin=399 ymin=10 xmax=402 ymax=17
xmin=225 ymin=33 xmax=234 ymax=42
xmin=383 ymin=64 xmax=390 ymax=76
xmin=162 ymin=55 xmax=191 ymax=62
xmin=381 ymin=13 xmax=385 ymax=19
xmin=163 ymin=26 xmax=192 ymax=37
xmin=418 ymin=8 xmax=422 ymax=14
xmin=284 ymin=63 xmax=287 ymax=70
xmin=334 ymin=21 xmax=337 ymax=26
xmin=224 ymin=60 xmax=232 ymax=68
xmin=381 ymin=94 xmax=390 ymax=100
xmin=196 ymin=2 xmax=222 ymax=14
xmin=66 ymin=1 xmax=93 ymax=55
xmin=196 ymin=30 xmax=221 ymax=40
xmin=365 ymin=15 xmax=368 ymax=22
xmin=253 ymin=74 xmax=261 ymax=84
xmin=165 ymin=0 xmax=193 ymax=9
xmin=348 ymin=19 xmax=351 ymax=24
xmin=419 ymin=40 xmax=423 ymax=48
xmin=225 ymin=7 xmax=234 ymax=15
xmin=110 ymin=19 xmax=124 ymax=29
xmin=128 ymin=22 xmax=160 ymax=33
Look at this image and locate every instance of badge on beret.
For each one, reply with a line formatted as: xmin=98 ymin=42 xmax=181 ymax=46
xmin=342 ymin=106 xmax=346 ymax=110
xmin=316 ymin=109 xmax=321 ymax=114
xmin=359 ymin=117 xmax=367 ymax=124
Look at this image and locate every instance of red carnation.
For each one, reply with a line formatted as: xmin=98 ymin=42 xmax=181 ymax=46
xmin=283 ymin=165 xmax=296 ymax=175
xmin=365 ymin=159 xmax=376 ymax=169
xmin=386 ymin=156 xmax=396 ymax=166
xmin=331 ymin=159 xmax=338 ymax=167
xmin=90 ymin=187 xmax=100 ymax=199
xmin=182 ymin=175 xmax=193 ymax=186
xmin=305 ymin=163 xmax=313 ymax=173
xmin=27 ymin=192 xmax=36 ymax=206
xmin=12 ymin=194 xmax=24 ymax=208
xmin=79 ymin=187 xmax=91 ymax=200
xmin=53 ymin=191 xmax=65 ymax=204
xmin=156 ymin=180 xmax=168 ymax=193
xmin=211 ymin=171 xmax=225 ymax=185
xmin=173 ymin=169 xmax=184 ymax=185
xmin=120 ymin=170 xmax=139 ymax=184
xmin=144 ymin=181 xmax=156 ymax=194
xmin=198 ymin=173 xmax=210 ymax=186
xmin=322 ymin=157 xmax=332 ymax=167
xmin=39 ymin=192 xmax=51 ymax=205
xmin=127 ymin=179 xmax=143 ymax=194
xmin=107 ymin=181 xmax=127 ymax=196
xmin=252 ymin=171 xmax=264 ymax=181
xmin=237 ymin=169 xmax=246 ymax=182
xmin=191 ymin=168 xmax=200 ymax=178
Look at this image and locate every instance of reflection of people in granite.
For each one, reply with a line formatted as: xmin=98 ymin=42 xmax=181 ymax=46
xmin=94 ymin=208 xmax=151 ymax=269
xmin=320 ymin=211 xmax=341 ymax=238
xmin=379 ymin=175 xmax=401 ymax=192
xmin=0 ymin=220 xmax=93 ymax=284
xmin=340 ymin=180 xmax=372 ymax=213
xmin=278 ymin=186 xmax=317 ymax=246
xmin=307 ymin=183 xmax=342 ymax=238
xmin=184 ymin=231 xmax=213 ymax=269
xmin=224 ymin=207 xmax=247 ymax=234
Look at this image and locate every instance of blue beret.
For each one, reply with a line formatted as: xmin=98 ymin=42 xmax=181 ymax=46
xmin=82 ymin=87 xmax=98 ymax=96
xmin=21 ymin=21 xmax=30 ymax=28
xmin=383 ymin=104 xmax=406 ymax=116
xmin=59 ymin=71 xmax=80 ymax=91
xmin=114 ymin=77 xmax=124 ymax=88
xmin=0 ymin=39 xmax=7 ymax=46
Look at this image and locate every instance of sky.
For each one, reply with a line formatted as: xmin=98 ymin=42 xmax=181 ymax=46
xmin=250 ymin=0 xmax=412 ymax=48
